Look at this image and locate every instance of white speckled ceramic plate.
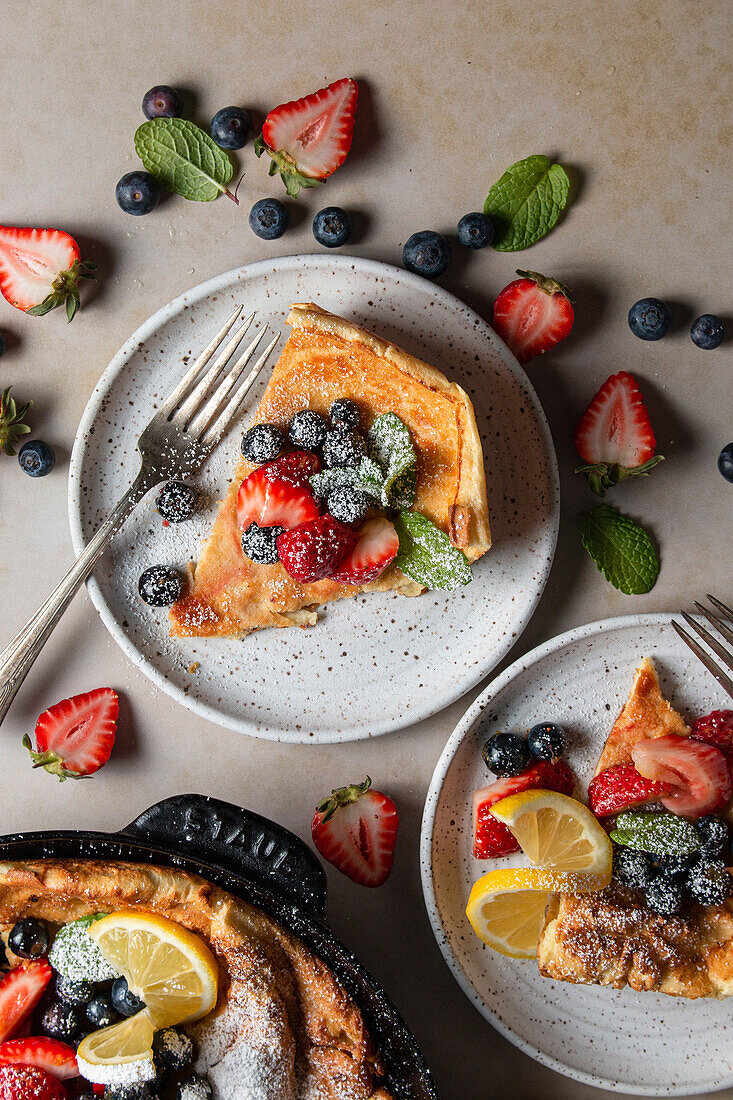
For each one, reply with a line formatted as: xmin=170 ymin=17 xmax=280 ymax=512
xmin=421 ymin=613 xmax=733 ymax=1095
xmin=69 ymin=255 xmax=558 ymax=743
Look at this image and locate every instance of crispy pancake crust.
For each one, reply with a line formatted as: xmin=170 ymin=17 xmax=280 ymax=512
xmin=170 ymin=303 xmax=490 ymax=637
xmin=538 ymin=658 xmax=733 ymax=999
xmin=0 ymin=859 xmax=391 ymax=1099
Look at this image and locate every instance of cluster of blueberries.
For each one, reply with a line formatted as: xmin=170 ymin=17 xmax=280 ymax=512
xmin=628 ymin=297 xmax=725 ymax=350
xmin=240 ymin=398 xmax=368 ymax=566
xmin=482 ymin=722 xmax=567 ymax=775
xmin=2 ymin=917 xmax=211 ymax=1100
xmin=613 ymin=815 xmax=733 ymax=917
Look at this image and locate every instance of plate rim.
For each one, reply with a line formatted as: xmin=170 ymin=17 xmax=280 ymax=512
xmin=68 ymin=253 xmax=560 ymax=743
xmin=420 ymin=610 xmax=728 ymax=1097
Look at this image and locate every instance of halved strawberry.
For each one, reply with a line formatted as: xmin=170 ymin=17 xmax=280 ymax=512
xmin=573 ymin=371 xmax=664 ymax=496
xmin=631 ymin=734 xmax=732 ymax=818
xmin=0 ymin=226 xmax=96 ymax=322
xmin=330 ymin=518 xmax=399 ymax=585
xmin=311 ymin=777 xmax=398 ymax=887
xmin=0 ymin=1038 xmax=77 ymax=1080
xmin=260 ymin=450 xmax=321 ymax=485
xmin=23 ymin=688 xmax=118 ymax=781
xmin=473 ymin=759 xmax=575 ymax=859
xmin=0 ymin=1063 xmax=67 ymax=1099
xmin=254 ymin=78 xmax=358 ymax=197
xmin=492 ymin=270 xmax=574 ymax=364
xmin=0 ymin=962 xmax=53 ymax=1043
xmin=236 ymin=464 xmax=320 ymax=534
xmin=276 ymin=515 xmax=356 ymax=583
xmin=588 ymin=763 xmax=672 ymax=817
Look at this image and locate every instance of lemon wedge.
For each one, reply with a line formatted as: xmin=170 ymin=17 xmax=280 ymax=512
xmin=466 ymin=866 xmax=603 ymax=958
xmin=489 ymin=788 xmax=612 ymax=885
xmin=76 ymin=1011 xmax=156 ymax=1084
xmin=88 ymin=911 xmax=219 ymax=1028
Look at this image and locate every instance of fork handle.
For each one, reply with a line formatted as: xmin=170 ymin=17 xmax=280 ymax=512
xmin=0 ymin=468 xmax=158 ymax=728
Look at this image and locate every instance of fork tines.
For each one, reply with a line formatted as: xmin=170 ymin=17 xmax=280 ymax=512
xmin=672 ymin=594 xmax=733 ymax=699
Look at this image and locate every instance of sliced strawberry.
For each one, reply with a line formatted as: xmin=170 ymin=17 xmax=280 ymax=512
xmin=23 ymin=688 xmax=118 ymax=781
xmin=0 ymin=226 xmax=95 ymax=322
xmin=276 ymin=515 xmax=356 ymax=584
xmin=260 ymin=450 xmax=321 ymax=486
xmin=254 ymin=78 xmax=358 ymax=197
xmin=588 ymin=763 xmax=672 ymax=817
xmin=690 ymin=710 xmax=733 ymax=752
xmin=330 ymin=518 xmax=399 ymax=585
xmin=311 ymin=777 xmax=398 ymax=887
xmin=573 ymin=371 xmax=663 ymax=496
xmin=0 ymin=1063 xmax=67 ymax=1099
xmin=0 ymin=961 xmax=53 ymax=1043
xmin=631 ymin=734 xmax=732 ymax=818
xmin=492 ymin=270 xmax=574 ymax=364
xmin=0 ymin=1037 xmax=78 ymax=1080
xmin=473 ymin=760 xmax=575 ymax=859
xmin=236 ymin=465 xmax=320 ymax=534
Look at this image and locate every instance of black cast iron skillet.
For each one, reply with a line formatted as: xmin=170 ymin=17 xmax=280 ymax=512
xmin=0 ymin=794 xmax=438 ymax=1100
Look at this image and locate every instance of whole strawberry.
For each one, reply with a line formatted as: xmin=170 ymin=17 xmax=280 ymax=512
xmin=492 ymin=270 xmax=574 ymax=364
xmin=312 ymin=777 xmax=399 ymax=887
xmin=0 ymin=226 xmax=96 ymax=322
xmin=277 ymin=515 xmax=356 ymax=583
xmin=690 ymin=710 xmax=733 ymax=752
xmin=0 ymin=1063 xmax=67 ymax=1100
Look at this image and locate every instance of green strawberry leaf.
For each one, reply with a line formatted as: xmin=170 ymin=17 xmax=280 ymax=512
xmin=135 ymin=118 xmax=235 ymax=202
xmin=575 ymin=455 xmax=665 ymax=498
xmin=368 ymin=412 xmax=417 ymax=509
xmin=254 ymin=133 xmax=323 ymax=198
xmin=610 ymin=811 xmax=700 ymax=856
xmin=580 ymin=504 xmax=659 ymax=594
xmin=394 ymin=511 xmax=472 ymax=591
xmin=484 ymin=155 xmax=570 ymax=252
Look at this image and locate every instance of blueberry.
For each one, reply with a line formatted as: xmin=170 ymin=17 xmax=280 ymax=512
xmin=156 ymin=480 xmax=196 ymax=523
xmin=86 ymin=992 xmax=117 ymax=1028
xmin=210 ymin=106 xmax=252 ymax=150
xmin=482 ymin=732 xmax=531 ymax=778
xmin=326 ymin=485 xmax=368 ymax=525
xmin=241 ymin=423 xmax=283 ymax=464
xmin=613 ymin=847 xmax=654 ymax=890
xmin=690 ymin=314 xmax=725 ymax=350
xmin=403 ymin=231 xmax=451 ymax=279
xmin=527 ymin=722 xmax=566 ymax=760
xmin=142 ymin=85 xmax=182 ymax=119
xmin=104 ymin=1086 xmax=157 ymax=1100
xmin=658 ymin=852 xmax=697 ymax=883
xmin=329 ymin=398 xmax=360 ymax=429
xmin=18 ymin=439 xmax=55 ymax=477
xmin=249 ymin=198 xmax=290 ymax=240
xmin=322 ymin=425 xmax=366 ymax=469
xmin=241 ymin=523 xmax=283 ymax=565
xmin=115 ymin=171 xmax=160 ymax=216
xmin=645 ymin=875 xmax=684 ymax=916
xmin=40 ymin=1001 xmax=80 ymax=1042
xmin=56 ymin=975 xmax=94 ymax=1006
xmin=111 ymin=976 xmax=145 ymax=1018
xmin=687 ymin=858 xmax=730 ymax=905
xmin=175 ymin=1074 xmax=213 ymax=1100
xmin=8 ymin=918 xmax=49 ymax=959
xmin=718 ymin=443 xmax=733 ymax=483
xmin=628 ymin=297 xmax=673 ymax=341
xmin=288 ymin=410 xmax=328 ymax=451
xmin=457 ymin=212 xmax=494 ymax=250
xmin=138 ymin=565 xmax=183 ymax=606
xmin=696 ymin=815 xmax=729 ymax=859
xmin=153 ymin=1027 xmax=194 ymax=1073
xmin=312 ymin=206 xmax=352 ymax=248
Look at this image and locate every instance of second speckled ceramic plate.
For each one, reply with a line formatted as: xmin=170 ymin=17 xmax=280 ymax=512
xmin=421 ymin=614 xmax=733 ymax=1095
xmin=69 ymin=256 xmax=558 ymax=743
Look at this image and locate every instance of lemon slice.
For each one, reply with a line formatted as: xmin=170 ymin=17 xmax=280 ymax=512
xmin=88 ymin=911 xmax=219 ymax=1028
xmin=489 ymin=788 xmax=613 ymax=885
xmin=76 ymin=1010 xmax=156 ymax=1084
xmin=466 ymin=867 xmax=603 ymax=958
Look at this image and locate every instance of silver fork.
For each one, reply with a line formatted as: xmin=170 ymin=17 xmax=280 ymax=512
xmin=671 ymin=594 xmax=733 ymax=699
xmin=0 ymin=307 xmax=279 ymax=728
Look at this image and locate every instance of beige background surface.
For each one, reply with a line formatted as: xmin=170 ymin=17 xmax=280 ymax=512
xmin=1 ymin=1 xmax=732 ymax=1096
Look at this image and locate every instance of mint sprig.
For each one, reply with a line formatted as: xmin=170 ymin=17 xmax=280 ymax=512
xmin=135 ymin=118 xmax=237 ymax=202
xmin=580 ymin=505 xmax=659 ymax=594
xmin=394 ymin=511 xmax=472 ymax=591
xmin=484 ymin=155 xmax=570 ymax=251
xmin=610 ymin=811 xmax=700 ymax=856
xmin=367 ymin=412 xmax=417 ymax=510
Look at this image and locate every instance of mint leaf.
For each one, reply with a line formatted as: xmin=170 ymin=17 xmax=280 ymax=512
xmin=310 ymin=457 xmax=386 ymax=504
xmin=394 ymin=511 xmax=472 ymax=590
xmin=484 ymin=155 xmax=570 ymax=252
xmin=610 ymin=812 xmax=700 ymax=856
xmin=135 ymin=118 xmax=234 ymax=202
xmin=580 ymin=505 xmax=659 ymax=594
xmin=368 ymin=413 xmax=417 ymax=509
